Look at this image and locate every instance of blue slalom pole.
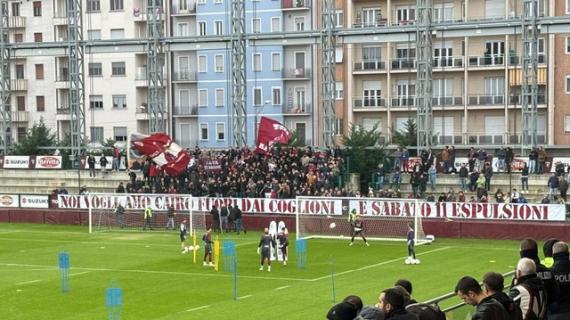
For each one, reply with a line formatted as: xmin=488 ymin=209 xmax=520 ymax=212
xmin=295 ymin=239 xmax=307 ymax=269
xmin=106 ymin=285 xmax=123 ymax=320
xmin=223 ymin=241 xmax=236 ymax=273
xmin=233 ymin=257 xmax=238 ymax=301
xmin=58 ymin=251 xmax=70 ymax=293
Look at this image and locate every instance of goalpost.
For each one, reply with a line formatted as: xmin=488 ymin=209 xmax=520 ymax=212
xmin=87 ymin=193 xmax=206 ymax=235
xmin=295 ymin=196 xmax=429 ymax=244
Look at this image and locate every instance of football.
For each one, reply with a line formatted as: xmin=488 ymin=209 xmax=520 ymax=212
xmin=404 ymin=258 xmax=412 ymax=265
xmin=413 ymin=259 xmax=421 ymax=264
xmin=329 ymin=222 xmax=336 ymax=229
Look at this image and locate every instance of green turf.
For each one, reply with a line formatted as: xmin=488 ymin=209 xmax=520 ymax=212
xmin=0 ymin=223 xmax=522 ymax=320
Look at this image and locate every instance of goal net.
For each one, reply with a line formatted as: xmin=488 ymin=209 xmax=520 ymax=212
xmin=88 ymin=193 xmax=206 ymax=235
xmin=295 ymin=196 xmax=428 ymax=244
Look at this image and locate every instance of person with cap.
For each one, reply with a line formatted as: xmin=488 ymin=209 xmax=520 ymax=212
xmin=327 ymin=301 xmax=359 ymax=320
xmin=551 ymin=241 xmax=570 ymax=320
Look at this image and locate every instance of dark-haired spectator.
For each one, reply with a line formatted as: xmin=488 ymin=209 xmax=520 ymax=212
xmin=99 ymin=153 xmax=108 ymax=173
xmin=559 ymin=176 xmax=568 ymax=202
xmin=548 ymin=173 xmax=560 ymax=201
xmin=458 ymin=191 xmax=466 ymax=202
xmin=343 ymin=295 xmax=364 ymax=315
xmin=455 ymin=276 xmax=508 ymax=320
xmin=87 ymin=154 xmax=96 ymax=177
xmin=538 ymin=146 xmax=547 ymax=174
xmin=551 ymin=241 xmax=570 ymax=319
xmin=459 ymin=163 xmax=468 ymax=192
xmin=327 ymin=301 xmax=359 ymax=320
xmin=494 ymin=189 xmax=505 ymax=203
xmin=476 ymin=148 xmax=487 ymax=173
xmin=482 ymin=272 xmax=522 ymax=320
xmin=521 ymin=163 xmax=529 ymax=193
xmin=395 ymin=279 xmax=418 ymax=305
xmin=528 ymin=148 xmax=538 ymax=174
xmin=505 ymin=147 xmax=514 ymax=173
xmin=496 ymin=147 xmax=506 ymax=172
xmin=468 ymin=147 xmax=477 ymax=173
xmin=376 ymin=287 xmax=418 ymax=320
xmin=483 ymin=164 xmax=493 ymax=191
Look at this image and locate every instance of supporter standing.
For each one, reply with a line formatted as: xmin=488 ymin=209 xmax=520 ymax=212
xmin=538 ymin=146 xmax=547 ymax=174
xmin=528 ymin=148 xmax=538 ymax=174
xmin=551 ymin=241 xmax=570 ymax=320
xmin=459 ymin=163 xmax=468 ymax=192
xmin=87 ymin=154 xmax=96 ymax=177
xmin=521 ymin=163 xmax=529 ymax=193
xmin=99 ymin=153 xmax=108 ymax=174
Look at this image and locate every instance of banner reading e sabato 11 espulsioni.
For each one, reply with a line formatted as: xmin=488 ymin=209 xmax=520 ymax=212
xmin=57 ymin=195 xmax=567 ymax=222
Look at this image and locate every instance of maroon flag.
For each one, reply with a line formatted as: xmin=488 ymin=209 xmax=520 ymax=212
xmin=130 ymin=132 xmax=190 ymax=177
xmin=255 ymin=117 xmax=292 ymax=154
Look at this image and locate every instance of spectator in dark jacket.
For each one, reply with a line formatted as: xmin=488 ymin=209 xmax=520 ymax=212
xmin=510 ymin=258 xmax=547 ymax=320
xmin=558 ymin=176 xmax=568 ymax=202
xmin=548 ymin=173 xmax=560 ymax=201
xmin=455 ymin=276 xmax=508 ymax=320
xmin=550 ymin=241 xmax=570 ymax=320
xmin=505 ymin=147 xmax=514 ymax=173
xmin=459 ymin=163 xmax=469 ymax=191
xmin=376 ymin=287 xmax=418 ymax=320
xmin=483 ymin=272 xmax=522 ymax=320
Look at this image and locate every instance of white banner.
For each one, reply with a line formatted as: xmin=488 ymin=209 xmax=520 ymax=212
xmin=35 ymin=156 xmax=62 ymax=169
xmin=57 ymin=195 xmax=566 ymax=222
xmin=3 ymin=156 xmax=30 ymax=169
xmin=20 ymin=195 xmax=50 ymax=209
xmin=0 ymin=194 xmax=19 ymax=208
xmin=348 ymin=199 xmax=566 ymax=222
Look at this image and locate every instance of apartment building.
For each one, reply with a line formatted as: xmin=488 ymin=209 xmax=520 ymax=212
xmin=341 ymin=0 xmax=568 ymax=147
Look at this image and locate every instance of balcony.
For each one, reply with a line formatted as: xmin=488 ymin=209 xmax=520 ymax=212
xmin=282 ymin=0 xmax=311 ymax=10
xmin=132 ymin=8 xmax=147 ymax=21
xmin=508 ymin=54 xmax=547 ymax=65
xmin=391 ymin=20 xmax=416 ymax=26
xmin=433 ymin=56 xmax=464 ymax=68
xmin=432 ymin=96 xmax=463 ymax=107
xmin=171 ymin=3 xmax=196 ymax=15
xmin=11 ymin=111 xmax=28 ymax=123
xmin=282 ymin=104 xmax=312 ymax=115
xmin=467 ymin=55 xmax=505 ymax=68
xmin=53 ymin=15 xmax=67 ymax=26
xmin=391 ymin=58 xmax=416 ymax=70
xmin=136 ymin=106 xmax=149 ymax=120
xmin=353 ymin=97 xmax=386 ymax=109
xmin=391 ymin=96 xmax=415 ymax=108
xmin=56 ymin=107 xmax=71 ymax=121
xmin=434 ymin=135 xmax=463 ymax=145
xmin=173 ymin=105 xmax=198 ymax=117
xmin=353 ymin=60 xmax=386 ymax=72
xmin=283 ymin=68 xmax=311 ymax=79
xmin=8 ymin=16 xmax=26 ymax=28
xmin=173 ymin=71 xmax=197 ymax=82
xmin=352 ymin=21 xmax=387 ymax=28
xmin=467 ymin=95 xmax=504 ymax=106
xmin=508 ymin=95 xmax=547 ymax=105
xmin=467 ymin=133 xmax=506 ymax=145
xmin=10 ymin=79 xmax=28 ymax=91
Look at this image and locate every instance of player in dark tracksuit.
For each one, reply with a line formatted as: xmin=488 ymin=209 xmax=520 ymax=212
xmin=349 ymin=215 xmax=369 ymax=246
xmin=258 ymin=228 xmax=276 ymax=272
xmin=277 ymin=227 xmax=289 ymax=266
xmin=202 ymin=227 xmax=214 ymax=267
xmin=407 ymin=223 xmax=416 ymax=260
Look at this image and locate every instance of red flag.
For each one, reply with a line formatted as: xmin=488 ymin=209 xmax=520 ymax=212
xmin=255 ymin=117 xmax=292 ymax=154
xmin=130 ymin=132 xmax=190 ymax=177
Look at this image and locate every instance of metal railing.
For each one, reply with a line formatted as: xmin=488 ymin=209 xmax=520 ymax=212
xmin=432 ymin=96 xmax=463 ymax=106
xmin=8 ymin=16 xmax=26 ymax=28
xmin=173 ymin=105 xmax=198 ymax=116
xmin=508 ymin=95 xmax=546 ymax=105
xmin=433 ymin=56 xmax=464 ymax=68
xmin=468 ymin=55 xmax=505 ymax=67
xmin=353 ymin=97 xmax=386 ymax=108
xmin=354 ymin=60 xmax=386 ymax=71
xmin=467 ymin=95 xmax=504 ymax=105
xmin=391 ymin=58 xmax=416 ymax=69
xmin=283 ymin=68 xmax=311 ymax=78
xmin=282 ymin=0 xmax=311 ymax=9
xmin=173 ymin=71 xmax=197 ymax=81
xmin=509 ymin=54 xmax=546 ymax=65
xmin=282 ymin=103 xmax=312 ymax=114
xmin=391 ymin=96 xmax=415 ymax=107
xmin=171 ymin=3 xmax=196 ymax=14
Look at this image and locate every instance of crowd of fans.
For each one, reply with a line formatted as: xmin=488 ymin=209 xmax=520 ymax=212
xmin=326 ymin=238 xmax=570 ymax=320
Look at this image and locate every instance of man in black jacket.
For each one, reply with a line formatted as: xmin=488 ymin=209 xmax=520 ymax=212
xmin=510 ymin=258 xmax=547 ymax=320
xmin=376 ymin=287 xmax=418 ymax=320
xmin=517 ymin=238 xmax=558 ymax=314
xmin=550 ymin=241 xmax=570 ymax=320
xmin=455 ymin=276 xmax=508 ymax=320
xmin=483 ymin=272 xmax=522 ymax=320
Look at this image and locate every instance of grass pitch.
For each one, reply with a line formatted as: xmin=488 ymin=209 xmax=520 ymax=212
xmin=0 ymin=224 xmax=522 ymax=319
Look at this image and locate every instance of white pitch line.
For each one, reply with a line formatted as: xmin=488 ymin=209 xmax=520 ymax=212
xmin=0 ymin=263 xmax=311 ymax=282
xmin=16 ymin=279 xmax=42 ymax=285
xmin=275 ymin=285 xmax=290 ymax=291
xmin=184 ymin=305 xmax=210 ymax=313
xmin=14 ymin=271 xmax=90 ymax=286
xmin=238 ymin=295 xmax=253 ymax=300
xmin=310 ymin=246 xmax=451 ymax=282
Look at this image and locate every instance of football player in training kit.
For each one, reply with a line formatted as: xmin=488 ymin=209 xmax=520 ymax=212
xmin=407 ymin=222 xmax=416 ymax=261
xmin=350 ymin=214 xmax=370 ymax=246
xmin=202 ymin=227 xmax=214 ymax=267
xmin=258 ymin=228 xmax=277 ymax=272
xmin=277 ymin=227 xmax=289 ymax=266
xmin=180 ymin=219 xmax=188 ymax=253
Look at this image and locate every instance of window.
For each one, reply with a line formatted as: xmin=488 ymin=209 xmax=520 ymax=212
xmin=335 ymin=82 xmax=344 ymax=100
xmin=253 ymin=53 xmax=261 ymax=72
xmin=16 ymin=96 xmax=25 ymax=111
xmin=113 ymin=127 xmax=127 ymax=141
xmin=567 ymin=75 xmax=570 ymax=94
xmin=199 ymin=89 xmax=208 ymax=107
xmin=566 ymin=115 xmax=570 ymax=133
xmin=216 ymin=123 xmax=225 ymax=140
xmin=334 ymin=10 xmax=344 ymax=28
xmin=36 ymin=96 xmax=45 ymax=112
xmin=11 ymin=2 xmax=20 ymax=16
xmin=214 ymin=0 xmax=222 ymax=3
xmin=272 ymin=87 xmax=281 ymax=105
xmin=295 ymin=17 xmax=305 ymax=31
xmin=198 ymin=55 xmax=207 ymax=72
xmin=214 ymin=21 xmax=223 ymax=36
xmin=197 ymin=0 xmax=206 ymax=4
xmin=110 ymin=29 xmax=125 ymax=39
xmin=271 ymin=17 xmax=281 ymax=32
xmin=89 ymin=95 xmax=104 ymax=109
xmin=15 ymin=65 xmax=24 ymax=79
xmin=14 ymin=33 xmax=23 ymax=43
xmin=88 ymin=29 xmax=101 ymax=40
xmin=89 ymin=63 xmax=103 ymax=77
xmin=271 ymin=53 xmax=281 ymax=71
xmin=112 ymin=62 xmax=126 ymax=76
xmin=215 ymin=55 xmax=224 ymax=73
xmin=252 ymin=18 xmax=261 ymax=33
xmin=396 ymin=7 xmax=415 ymax=24
xmin=567 ymin=37 xmax=570 ymax=54
xmin=35 ymin=64 xmax=44 ymax=80
xmin=177 ymin=23 xmax=188 ymax=36
xmin=34 ymin=33 xmax=43 ymax=43
xmin=433 ymin=5 xmax=453 ymax=23
xmin=33 ymin=1 xmax=41 ymax=16
xmin=567 ymin=0 xmax=570 ymax=14
xmin=112 ymin=95 xmax=127 ymax=108
xmin=215 ymin=89 xmax=224 ymax=107
xmin=110 ymin=0 xmax=124 ymax=11
xmin=200 ymin=123 xmax=208 ymax=140
xmin=17 ymin=127 xmax=26 ymax=141
xmin=90 ymin=127 xmax=104 ymax=143
xmin=253 ymin=88 xmax=262 ymax=106
xmin=198 ymin=21 xmax=207 ymax=36
xmin=87 ymin=0 xmax=101 ymax=12
xmin=178 ymin=0 xmax=188 ymax=11
xmin=362 ymin=8 xmax=381 ymax=26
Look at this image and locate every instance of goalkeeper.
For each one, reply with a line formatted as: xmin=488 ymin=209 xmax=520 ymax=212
xmin=258 ymin=228 xmax=276 ymax=272
xmin=349 ymin=215 xmax=369 ymax=247
xmin=407 ymin=222 xmax=416 ymax=261
xmin=277 ymin=227 xmax=289 ymax=266
xmin=180 ymin=219 xmax=188 ymax=254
